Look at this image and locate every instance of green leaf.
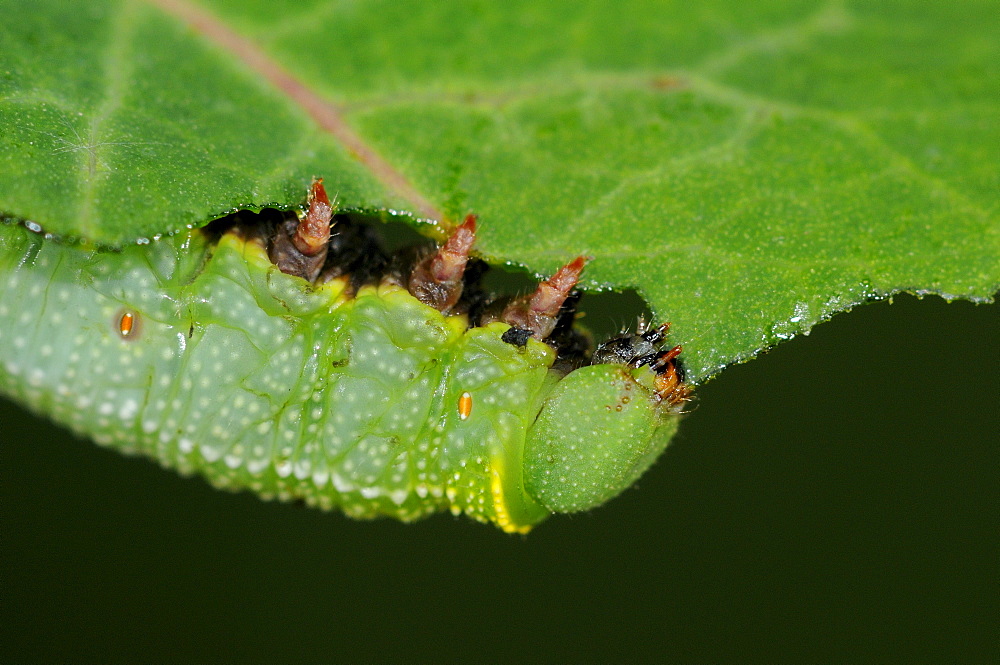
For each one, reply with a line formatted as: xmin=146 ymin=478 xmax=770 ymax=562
xmin=1 ymin=0 xmax=997 ymax=381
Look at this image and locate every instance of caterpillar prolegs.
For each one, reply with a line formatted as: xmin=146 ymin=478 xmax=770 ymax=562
xmin=0 ymin=181 xmax=688 ymax=532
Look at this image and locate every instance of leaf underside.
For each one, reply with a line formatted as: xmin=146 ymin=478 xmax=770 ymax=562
xmin=1 ymin=0 xmax=997 ymax=381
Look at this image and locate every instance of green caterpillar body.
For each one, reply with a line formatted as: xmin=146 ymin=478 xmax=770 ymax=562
xmin=0 ymin=222 xmax=678 ymax=532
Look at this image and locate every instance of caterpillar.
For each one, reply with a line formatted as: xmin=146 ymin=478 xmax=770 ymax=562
xmin=0 ymin=180 xmax=688 ymax=532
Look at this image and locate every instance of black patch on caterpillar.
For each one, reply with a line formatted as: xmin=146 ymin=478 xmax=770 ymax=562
xmin=501 ymin=327 xmax=532 ymax=347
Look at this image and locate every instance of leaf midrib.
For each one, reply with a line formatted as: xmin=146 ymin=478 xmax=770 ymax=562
xmin=147 ymin=0 xmax=444 ymax=222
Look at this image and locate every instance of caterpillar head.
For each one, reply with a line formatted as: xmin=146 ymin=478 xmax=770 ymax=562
xmin=523 ymin=362 xmax=682 ymax=514
xmin=521 ymin=320 xmax=689 ymax=514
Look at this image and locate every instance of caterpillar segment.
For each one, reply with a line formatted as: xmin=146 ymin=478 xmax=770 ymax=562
xmin=0 ymin=181 xmax=688 ymax=532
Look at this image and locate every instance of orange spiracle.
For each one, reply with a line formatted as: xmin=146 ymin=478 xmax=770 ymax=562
xmin=118 ymin=311 xmax=136 ymax=338
xmin=458 ymin=391 xmax=473 ymax=420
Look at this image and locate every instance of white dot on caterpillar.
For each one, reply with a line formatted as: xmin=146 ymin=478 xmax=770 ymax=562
xmin=458 ymin=391 xmax=473 ymax=420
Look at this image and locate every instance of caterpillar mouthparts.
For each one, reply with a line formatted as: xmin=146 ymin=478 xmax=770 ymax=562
xmin=0 ymin=180 xmax=688 ymax=532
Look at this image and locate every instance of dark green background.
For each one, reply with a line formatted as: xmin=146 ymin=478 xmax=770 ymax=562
xmin=2 ymin=294 xmax=997 ymax=662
